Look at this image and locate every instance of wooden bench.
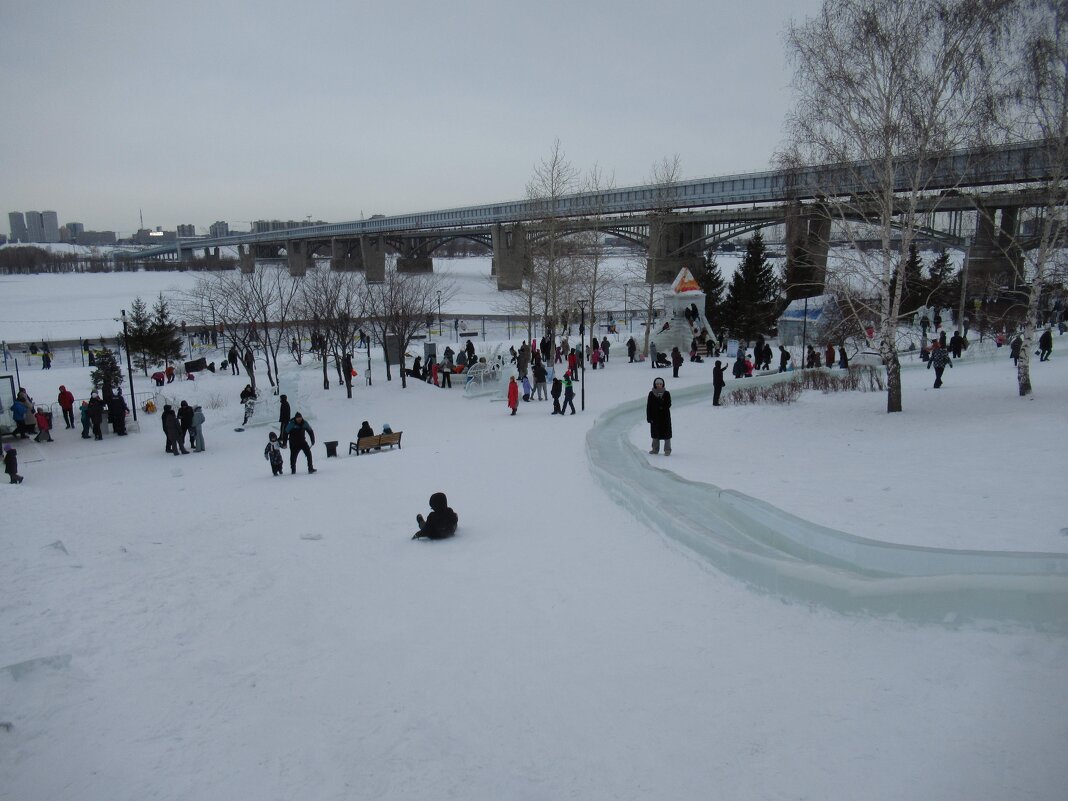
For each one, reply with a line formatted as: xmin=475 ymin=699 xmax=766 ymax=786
xmin=349 ymin=431 xmax=403 ymax=455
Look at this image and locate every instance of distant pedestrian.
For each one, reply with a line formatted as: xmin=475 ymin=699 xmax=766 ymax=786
xmin=191 ymin=405 xmax=205 ymax=452
xmin=4 ymin=445 xmax=23 ymax=484
xmin=550 ymin=375 xmax=563 ymax=414
xmin=79 ymin=400 xmax=91 ymax=439
xmin=228 ymin=345 xmax=240 ymax=375
xmin=521 ymin=374 xmax=532 ymax=402
xmin=57 ymin=385 xmax=75 ymax=429
xmin=713 ymin=360 xmax=726 ymax=406
xmin=507 ymin=376 xmax=519 ymax=416
xmin=87 ymin=393 xmax=105 ymax=440
xmin=825 ymin=344 xmax=835 ymax=369
xmin=34 ymin=408 xmax=53 ymax=442
xmin=778 ymin=345 xmax=791 ymax=373
xmin=1010 ymin=335 xmax=1023 ymax=366
xmin=950 ymin=331 xmax=963 ymax=359
xmin=162 ymin=404 xmax=188 ymax=454
xmin=927 ymin=341 xmax=953 ymax=388
xmin=278 ymin=394 xmax=291 ymax=439
xmin=646 ymin=377 xmax=672 ymax=455
xmin=108 ymin=390 xmax=128 ymax=435
xmin=562 ymin=373 xmax=576 ymax=415
xmin=671 ymin=347 xmax=683 ymax=378
xmin=1039 ymin=328 xmax=1053 ymax=361
xmin=601 ymin=336 xmax=611 ymax=363
xmin=838 ymin=346 xmax=849 ymax=369
xmin=532 ymin=361 xmax=547 ymax=401
xmin=649 ymin=341 xmax=658 ymax=370
xmin=627 ymin=336 xmax=637 ymax=363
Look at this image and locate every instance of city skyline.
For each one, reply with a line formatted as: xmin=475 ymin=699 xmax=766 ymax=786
xmin=0 ymin=0 xmax=822 ymax=235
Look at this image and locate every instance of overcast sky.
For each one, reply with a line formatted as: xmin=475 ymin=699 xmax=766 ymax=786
xmin=2 ymin=0 xmax=823 ymax=236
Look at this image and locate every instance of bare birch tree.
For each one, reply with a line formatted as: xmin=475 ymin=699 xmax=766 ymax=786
xmin=1003 ymin=0 xmax=1068 ymax=396
xmin=781 ymin=0 xmax=1010 ymax=412
xmin=526 ymin=139 xmax=580 ymax=345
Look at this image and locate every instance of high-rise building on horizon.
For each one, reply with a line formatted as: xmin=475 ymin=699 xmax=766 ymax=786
xmin=209 ymin=221 xmax=230 ymax=237
xmin=42 ymin=211 xmax=59 ymax=242
xmin=25 ymin=211 xmax=44 ymax=242
xmin=177 ymin=224 xmax=196 ymax=237
xmin=8 ymin=211 xmax=28 ymax=243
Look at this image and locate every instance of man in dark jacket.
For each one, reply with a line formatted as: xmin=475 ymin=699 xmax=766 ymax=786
xmin=161 ymin=404 xmax=188 ymax=454
xmin=177 ymin=400 xmax=194 ymax=448
xmin=278 ymin=394 xmax=291 ymax=439
xmin=108 ymin=390 xmax=129 ymax=435
xmin=285 ymin=412 xmax=316 ymax=474
xmin=87 ymin=393 xmax=105 ymax=440
xmin=713 ymin=360 xmax=727 ymax=406
xmin=1039 ymin=328 xmax=1053 ymax=361
xmin=950 ymin=331 xmax=964 ymax=359
xmin=550 ymin=376 xmax=563 ymax=415
xmin=228 ymin=345 xmax=240 ymax=375
xmin=412 ymin=492 xmax=459 ymax=540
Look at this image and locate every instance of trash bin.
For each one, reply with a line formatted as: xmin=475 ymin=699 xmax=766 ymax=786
xmin=324 ymin=440 xmax=339 ymax=458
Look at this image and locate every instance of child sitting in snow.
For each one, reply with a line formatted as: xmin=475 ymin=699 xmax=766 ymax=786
xmin=411 ymin=492 xmax=458 ymax=540
xmin=264 ymin=432 xmax=285 ymax=476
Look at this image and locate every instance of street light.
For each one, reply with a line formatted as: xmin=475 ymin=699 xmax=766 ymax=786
xmin=120 ymin=310 xmax=138 ymax=421
xmin=578 ymin=299 xmax=586 ymax=411
xmin=437 ymin=291 xmax=442 ymax=338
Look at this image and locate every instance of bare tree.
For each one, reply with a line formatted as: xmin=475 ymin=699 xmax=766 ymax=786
xmin=362 ymin=260 xmax=455 ymax=388
xmin=297 ymin=267 xmax=367 ymax=397
xmin=573 ymin=165 xmax=618 ymax=347
xmin=1002 ymin=0 xmax=1068 ymax=396
xmin=781 ymin=0 xmax=1010 ymax=412
xmin=526 ymin=139 xmax=581 ymax=346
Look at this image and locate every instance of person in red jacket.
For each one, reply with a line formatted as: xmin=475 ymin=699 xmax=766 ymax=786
xmin=57 ymin=385 xmax=75 ymax=429
xmin=34 ymin=408 xmax=53 ymax=442
xmin=507 ymin=375 xmax=519 ymax=416
xmin=567 ymin=348 xmax=578 ymax=378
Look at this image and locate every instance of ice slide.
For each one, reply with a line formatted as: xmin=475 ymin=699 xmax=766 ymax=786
xmin=586 ymin=379 xmax=1068 ymax=632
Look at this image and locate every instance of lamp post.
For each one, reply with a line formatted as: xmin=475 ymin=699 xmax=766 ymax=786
xmin=578 ymin=299 xmax=586 ymax=411
xmin=623 ymin=285 xmax=628 ymax=332
xmin=437 ymin=291 xmax=442 ymax=339
xmin=121 ymin=310 xmax=138 ymax=421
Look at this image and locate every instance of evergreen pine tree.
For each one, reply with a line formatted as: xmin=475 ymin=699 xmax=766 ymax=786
xmin=90 ymin=348 xmax=123 ymax=397
xmin=721 ymin=232 xmax=780 ymax=342
xmin=125 ymin=296 xmax=154 ymax=375
xmin=927 ymin=250 xmax=957 ymax=312
xmin=697 ymin=253 xmax=726 ymax=334
xmin=150 ymin=294 xmax=185 ymax=365
xmin=897 ymin=243 xmax=927 ymax=315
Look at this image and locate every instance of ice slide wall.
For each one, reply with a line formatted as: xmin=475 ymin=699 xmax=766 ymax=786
xmin=587 ymin=376 xmax=1068 ymax=633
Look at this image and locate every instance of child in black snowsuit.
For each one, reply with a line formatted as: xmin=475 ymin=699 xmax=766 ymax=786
xmin=412 ymin=492 xmax=459 ymax=540
xmin=4 ymin=445 xmax=23 ymax=484
xmin=264 ymin=432 xmax=285 ymax=476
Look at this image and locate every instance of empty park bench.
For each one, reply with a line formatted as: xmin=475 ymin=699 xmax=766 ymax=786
xmin=349 ymin=431 xmax=403 ymax=455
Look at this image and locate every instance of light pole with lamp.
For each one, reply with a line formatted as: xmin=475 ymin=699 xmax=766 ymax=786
xmin=578 ymin=299 xmax=586 ymax=411
xmin=437 ymin=291 xmax=442 ymax=339
xmin=120 ymin=310 xmax=138 ymax=421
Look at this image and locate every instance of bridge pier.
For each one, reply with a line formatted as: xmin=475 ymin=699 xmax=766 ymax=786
xmin=286 ymin=240 xmax=311 ymax=277
xmin=361 ymin=235 xmax=386 ymax=283
xmin=646 ymin=218 xmax=705 ymax=283
xmin=330 ymin=237 xmax=364 ymax=271
xmin=397 ymin=237 xmax=434 ymax=273
xmin=967 ymin=204 xmax=1021 ymax=291
xmin=492 ymin=223 xmax=529 ymax=290
xmin=238 ymin=244 xmax=255 ymax=273
xmin=784 ymin=204 xmax=830 ymax=293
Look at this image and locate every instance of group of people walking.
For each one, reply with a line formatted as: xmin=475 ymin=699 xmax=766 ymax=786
xmin=160 ymin=400 xmax=205 ymax=455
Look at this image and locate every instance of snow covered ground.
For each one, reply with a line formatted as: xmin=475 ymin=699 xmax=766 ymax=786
xmin=1 ymin=267 xmax=1066 ymax=800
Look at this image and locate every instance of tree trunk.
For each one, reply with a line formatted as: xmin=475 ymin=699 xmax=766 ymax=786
xmin=884 ymin=353 xmax=902 ymax=413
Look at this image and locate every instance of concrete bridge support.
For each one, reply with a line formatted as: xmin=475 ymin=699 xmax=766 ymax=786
xmin=361 ymin=235 xmax=386 ymax=283
xmin=967 ymin=204 xmax=1022 ymax=291
xmin=784 ymin=204 xmax=831 ymax=291
xmin=330 ymin=238 xmax=364 ymax=271
xmin=646 ymin=218 xmax=706 ymax=283
xmin=286 ymin=240 xmax=311 ymax=277
xmin=491 ymin=223 xmax=529 ymax=290
xmin=239 ymin=244 xmax=255 ymax=274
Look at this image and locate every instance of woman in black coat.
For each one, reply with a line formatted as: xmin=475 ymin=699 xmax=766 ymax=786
xmin=646 ymin=377 xmax=672 ymax=455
